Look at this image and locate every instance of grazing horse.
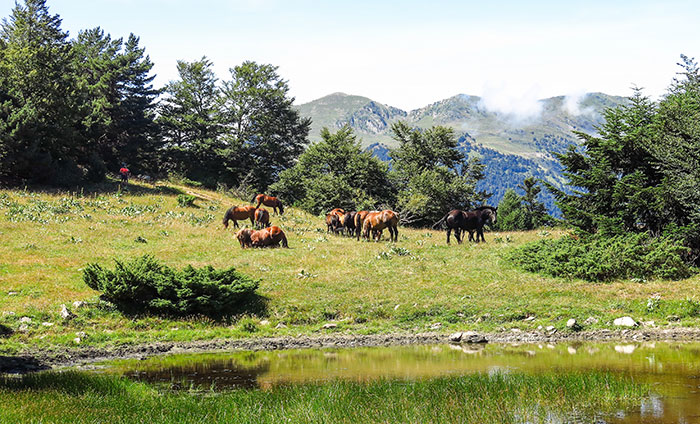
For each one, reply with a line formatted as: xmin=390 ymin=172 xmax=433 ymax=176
xmin=362 ymin=210 xmax=399 ymax=242
xmin=254 ymin=208 xmax=270 ymax=229
xmin=434 ymin=206 xmax=497 ymax=244
xmin=342 ymin=211 xmax=357 ymax=237
xmin=252 ymin=194 xmax=284 ymax=215
xmin=326 ymin=208 xmax=345 ymax=234
xmin=354 ymin=210 xmax=370 ymax=240
xmin=223 ymin=205 xmax=256 ymax=229
xmin=236 ymin=228 xmax=255 ymax=248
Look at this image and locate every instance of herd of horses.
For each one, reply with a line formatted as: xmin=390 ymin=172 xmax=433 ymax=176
xmin=222 ymin=194 xmax=497 ymax=248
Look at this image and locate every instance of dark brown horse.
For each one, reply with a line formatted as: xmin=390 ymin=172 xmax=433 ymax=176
xmin=362 ymin=210 xmax=399 ymax=242
xmin=434 ymin=206 xmax=497 ymax=244
xmin=252 ymin=194 xmax=284 ymax=215
xmin=254 ymin=208 xmax=270 ymax=229
xmin=223 ymin=205 xmax=256 ymax=229
xmin=342 ymin=211 xmax=357 ymax=237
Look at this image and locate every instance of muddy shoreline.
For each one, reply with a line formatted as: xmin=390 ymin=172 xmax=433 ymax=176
xmin=4 ymin=327 xmax=700 ymax=374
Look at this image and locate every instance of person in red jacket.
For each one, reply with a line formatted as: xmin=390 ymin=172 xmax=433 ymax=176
xmin=119 ymin=165 xmax=130 ymax=183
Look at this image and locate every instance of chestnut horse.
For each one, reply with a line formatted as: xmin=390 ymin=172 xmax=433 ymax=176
xmin=237 ymin=226 xmax=288 ymax=248
xmin=362 ymin=210 xmax=399 ymax=242
xmin=326 ymin=208 xmax=345 ymax=234
xmin=354 ymin=210 xmax=370 ymax=240
xmin=223 ymin=205 xmax=256 ymax=229
xmin=254 ymin=208 xmax=270 ymax=229
xmin=434 ymin=206 xmax=497 ymax=244
xmin=252 ymin=194 xmax=284 ymax=215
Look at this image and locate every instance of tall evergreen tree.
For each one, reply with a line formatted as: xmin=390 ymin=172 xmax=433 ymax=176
xmin=158 ymin=57 xmax=221 ymax=183
xmin=219 ymin=61 xmax=310 ymax=191
xmin=0 ymin=0 xmax=80 ymax=184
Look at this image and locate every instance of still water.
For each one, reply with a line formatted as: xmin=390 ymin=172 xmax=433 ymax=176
xmin=100 ymin=341 xmax=700 ymax=423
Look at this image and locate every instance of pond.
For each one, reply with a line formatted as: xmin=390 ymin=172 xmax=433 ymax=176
xmin=92 ymin=341 xmax=700 ymax=423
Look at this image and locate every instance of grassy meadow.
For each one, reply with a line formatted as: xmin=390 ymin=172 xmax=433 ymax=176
xmin=2 ymin=179 xmax=700 ymax=353
xmin=0 ymin=370 xmax=647 ymax=423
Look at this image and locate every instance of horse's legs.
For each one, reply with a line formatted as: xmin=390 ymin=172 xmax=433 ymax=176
xmin=233 ymin=220 xmax=239 ymax=229
xmin=446 ymin=228 xmax=452 ymax=245
xmin=456 ymin=229 xmax=463 ymax=244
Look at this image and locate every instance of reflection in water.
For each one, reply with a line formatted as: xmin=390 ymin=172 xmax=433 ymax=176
xmin=101 ymin=341 xmax=700 ymax=423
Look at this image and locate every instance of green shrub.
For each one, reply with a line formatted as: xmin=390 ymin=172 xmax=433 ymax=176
xmin=176 ymin=194 xmax=197 ymax=207
xmin=508 ymin=233 xmax=694 ymax=281
xmin=83 ymin=255 xmax=259 ymax=317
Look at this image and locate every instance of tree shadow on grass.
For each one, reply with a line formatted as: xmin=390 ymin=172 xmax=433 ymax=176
xmin=17 ymin=179 xmax=185 ymax=198
xmin=0 ymin=356 xmax=50 ymax=374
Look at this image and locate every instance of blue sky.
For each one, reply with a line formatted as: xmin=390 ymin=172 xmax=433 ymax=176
xmin=3 ymin=0 xmax=699 ymax=112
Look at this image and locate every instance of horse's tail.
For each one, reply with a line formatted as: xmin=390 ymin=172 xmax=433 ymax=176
xmin=281 ymin=233 xmax=288 ymax=248
xmin=432 ymin=213 xmax=449 ymax=230
xmin=222 ymin=207 xmax=233 ymax=228
xmin=278 ymin=200 xmax=284 ymax=215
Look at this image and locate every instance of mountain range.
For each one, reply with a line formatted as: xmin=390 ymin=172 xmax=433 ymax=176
xmin=295 ymin=92 xmax=628 ymax=215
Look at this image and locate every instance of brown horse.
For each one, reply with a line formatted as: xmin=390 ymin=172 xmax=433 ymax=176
xmin=362 ymin=210 xmax=399 ymax=242
xmin=254 ymin=208 xmax=270 ymax=229
xmin=252 ymin=194 xmax=284 ymax=215
xmin=236 ymin=226 xmax=288 ymax=248
xmin=354 ymin=210 xmax=369 ymax=240
xmin=433 ymin=206 xmax=497 ymax=244
xmin=223 ymin=205 xmax=256 ymax=229
xmin=326 ymin=208 xmax=345 ymax=234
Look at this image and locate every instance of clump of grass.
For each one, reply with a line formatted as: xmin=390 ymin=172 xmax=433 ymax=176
xmin=176 ymin=195 xmax=197 ymax=208
xmin=0 ymin=371 xmax=648 ymax=424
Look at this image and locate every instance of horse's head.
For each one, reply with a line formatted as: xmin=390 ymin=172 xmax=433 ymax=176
xmin=236 ymin=229 xmax=254 ymax=248
xmin=277 ymin=200 xmax=284 ymax=215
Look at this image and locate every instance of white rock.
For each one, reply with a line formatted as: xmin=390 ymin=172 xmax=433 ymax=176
xmin=75 ymin=331 xmax=87 ymax=338
xmin=429 ymin=322 xmax=442 ymax=330
xmin=461 ymin=331 xmax=487 ymax=344
xmin=72 ymin=301 xmax=86 ymax=309
xmin=567 ymin=346 xmax=577 ymax=354
xmin=613 ymin=317 xmax=637 ymax=327
xmin=18 ymin=324 xmax=29 ymax=332
xmin=523 ymin=316 xmax=536 ymax=322
xmin=2 ymin=311 xmax=15 ymax=317
xmin=73 ymin=337 xmax=81 ymax=344
xmin=259 ymin=320 xmax=270 ymax=326
xmin=566 ymin=319 xmax=577 ymax=328
xmin=60 ymin=304 xmax=75 ymax=320
xmin=275 ymin=323 xmax=287 ymax=329
xmin=41 ymin=322 xmax=54 ymax=327
xmin=322 ymin=323 xmax=337 ymax=329
xmin=19 ymin=317 xmax=32 ymax=324
xmin=545 ymin=325 xmax=556 ymax=332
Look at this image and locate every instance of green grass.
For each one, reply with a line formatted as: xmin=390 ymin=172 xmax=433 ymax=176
xmin=0 ymin=370 xmax=648 ymax=423
xmin=2 ymin=180 xmax=700 ymax=353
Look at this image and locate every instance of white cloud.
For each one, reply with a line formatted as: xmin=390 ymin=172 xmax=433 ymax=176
xmin=478 ymin=82 xmax=544 ymax=121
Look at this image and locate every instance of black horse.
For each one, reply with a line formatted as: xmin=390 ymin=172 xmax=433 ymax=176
xmin=433 ymin=206 xmax=497 ymax=244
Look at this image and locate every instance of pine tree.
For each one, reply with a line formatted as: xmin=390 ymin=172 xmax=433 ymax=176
xmin=219 ymin=61 xmax=310 ymax=191
xmin=158 ymin=57 xmax=221 ymax=183
xmin=0 ymin=0 xmax=80 ymax=184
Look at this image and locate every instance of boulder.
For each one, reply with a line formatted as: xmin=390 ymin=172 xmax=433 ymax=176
xmin=613 ymin=317 xmax=637 ymax=327
xmin=461 ymin=331 xmax=487 ymax=344
xmin=566 ymin=319 xmax=581 ymax=331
